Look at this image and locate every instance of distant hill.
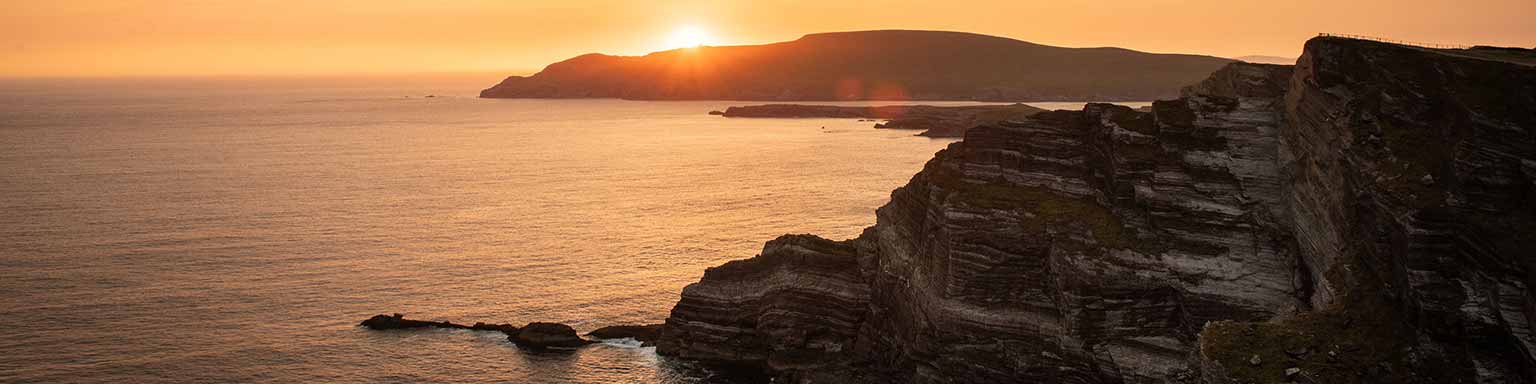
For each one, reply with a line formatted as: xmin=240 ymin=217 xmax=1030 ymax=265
xmin=481 ymin=30 xmax=1234 ymax=101
xmin=1233 ymin=55 xmax=1297 ymax=65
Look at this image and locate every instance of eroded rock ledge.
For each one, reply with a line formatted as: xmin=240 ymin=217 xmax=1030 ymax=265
xmin=657 ymin=37 xmax=1536 ymax=383
xmin=657 ymin=234 xmax=871 ymax=371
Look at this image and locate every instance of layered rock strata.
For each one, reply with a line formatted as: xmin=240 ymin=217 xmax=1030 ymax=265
xmin=1200 ymin=36 xmax=1536 ymax=383
xmin=657 ymin=234 xmax=872 ymax=372
xmin=658 ymin=37 xmax=1536 ymax=383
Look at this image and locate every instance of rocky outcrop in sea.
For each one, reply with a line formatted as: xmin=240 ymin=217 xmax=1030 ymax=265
xmin=656 ymin=36 xmax=1536 ymax=383
xmin=359 ymin=314 xmax=604 ymax=350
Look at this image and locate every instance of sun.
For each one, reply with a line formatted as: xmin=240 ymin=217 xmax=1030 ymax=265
xmin=665 ymin=25 xmax=713 ymax=50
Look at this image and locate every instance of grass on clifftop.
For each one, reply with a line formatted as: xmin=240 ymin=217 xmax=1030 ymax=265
xmin=1200 ymin=292 xmax=1420 ymax=384
xmin=928 ymin=168 xmax=1129 ymax=249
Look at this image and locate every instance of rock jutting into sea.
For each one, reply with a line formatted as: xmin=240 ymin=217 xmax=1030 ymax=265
xmin=359 ymin=314 xmax=642 ymax=350
xmin=359 ymin=313 xmax=518 ymax=333
xmin=655 ymin=36 xmax=1536 ymax=383
xmin=713 ymin=103 xmax=1047 ymax=137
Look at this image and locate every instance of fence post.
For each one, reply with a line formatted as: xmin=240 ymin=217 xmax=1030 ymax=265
xmin=1318 ymin=32 xmax=1468 ymax=50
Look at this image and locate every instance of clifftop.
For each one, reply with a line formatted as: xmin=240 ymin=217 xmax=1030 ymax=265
xmin=480 ymin=30 xmax=1233 ymax=101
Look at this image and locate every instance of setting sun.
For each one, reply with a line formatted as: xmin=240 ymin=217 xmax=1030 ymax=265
xmin=665 ymin=25 xmax=714 ymax=50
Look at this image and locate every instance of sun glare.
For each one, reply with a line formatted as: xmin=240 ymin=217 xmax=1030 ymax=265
xmin=666 ymin=25 xmax=713 ymax=50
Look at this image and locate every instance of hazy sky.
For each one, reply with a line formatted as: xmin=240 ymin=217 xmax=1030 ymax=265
xmin=4 ymin=0 xmax=1533 ymax=77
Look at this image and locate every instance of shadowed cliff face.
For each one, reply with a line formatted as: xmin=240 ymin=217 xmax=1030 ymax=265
xmin=479 ymin=30 xmax=1233 ymax=102
xmin=1206 ymin=37 xmax=1536 ymax=383
xmin=659 ymin=64 xmax=1303 ymax=383
xmin=658 ymin=37 xmax=1536 ymax=383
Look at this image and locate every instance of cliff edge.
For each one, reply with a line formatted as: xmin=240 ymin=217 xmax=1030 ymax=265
xmin=656 ymin=37 xmax=1536 ymax=383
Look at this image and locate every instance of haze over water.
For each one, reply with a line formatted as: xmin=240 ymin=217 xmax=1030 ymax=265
xmin=0 ymin=76 xmax=1012 ymax=382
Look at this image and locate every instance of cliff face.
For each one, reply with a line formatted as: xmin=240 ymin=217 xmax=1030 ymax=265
xmin=1223 ymin=37 xmax=1536 ymax=382
xmin=658 ymin=37 xmax=1536 ymax=383
xmin=658 ymin=234 xmax=872 ymax=372
xmin=480 ymin=30 xmax=1233 ymax=102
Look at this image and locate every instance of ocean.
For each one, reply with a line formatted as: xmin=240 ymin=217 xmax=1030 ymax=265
xmin=0 ymin=75 xmax=1146 ymax=383
xmin=0 ymin=75 xmax=1155 ymax=384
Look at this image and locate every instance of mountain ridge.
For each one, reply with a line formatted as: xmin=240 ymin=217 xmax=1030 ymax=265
xmin=480 ymin=30 xmax=1234 ymax=102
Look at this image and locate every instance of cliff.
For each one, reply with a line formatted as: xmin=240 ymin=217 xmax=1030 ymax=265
xmin=657 ymin=37 xmax=1536 ymax=383
xmin=714 ymin=103 xmax=1047 ymax=137
xmin=480 ymin=30 xmax=1233 ymax=101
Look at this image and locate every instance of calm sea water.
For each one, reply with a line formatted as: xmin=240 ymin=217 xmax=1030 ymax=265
xmin=0 ymin=75 xmax=1010 ymax=383
xmin=0 ymin=76 xmax=1149 ymax=383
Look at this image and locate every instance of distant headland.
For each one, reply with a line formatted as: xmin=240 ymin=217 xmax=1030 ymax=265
xmin=709 ymin=103 xmax=1047 ymax=137
xmin=479 ymin=30 xmax=1234 ymax=102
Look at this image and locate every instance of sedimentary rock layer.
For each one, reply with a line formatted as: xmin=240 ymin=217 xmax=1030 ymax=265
xmin=661 ymin=62 xmax=1303 ymax=382
xmin=658 ymin=37 xmax=1536 ymax=383
xmin=656 ymin=234 xmax=871 ymax=372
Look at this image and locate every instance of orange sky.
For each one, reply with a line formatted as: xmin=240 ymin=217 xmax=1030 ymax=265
xmin=4 ymin=0 xmax=1533 ymax=77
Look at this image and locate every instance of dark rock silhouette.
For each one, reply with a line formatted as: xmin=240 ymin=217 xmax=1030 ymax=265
xmin=480 ymin=30 xmax=1233 ymax=102
xmin=656 ymin=37 xmax=1536 ymax=383
xmin=361 ymin=314 xmax=520 ymax=333
xmin=512 ymin=322 xmax=592 ymax=349
xmin=359 ymin=314 xmax=591 ymax=349
xmin=360 ymin=313 xmax=480 ymax=331
xmin=467 ymin=322 xmax=520 ymax=333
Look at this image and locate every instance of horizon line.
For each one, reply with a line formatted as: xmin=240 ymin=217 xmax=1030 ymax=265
xmin=0 ymin=70 xmax=538 ymax=81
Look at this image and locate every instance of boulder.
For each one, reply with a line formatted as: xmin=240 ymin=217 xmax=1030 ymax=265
xmin=512 ymin=322 xmax=592 ymax=349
